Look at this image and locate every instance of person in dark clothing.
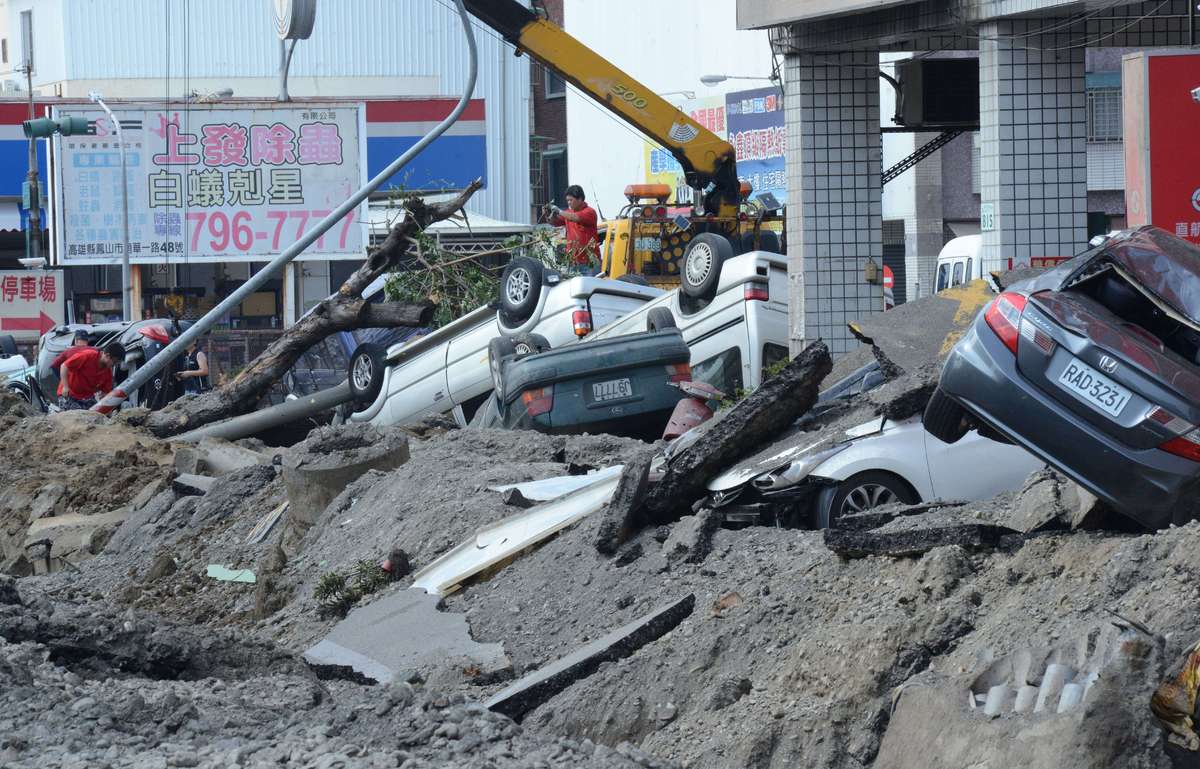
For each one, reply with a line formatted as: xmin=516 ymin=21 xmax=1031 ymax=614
xmin=59 ymin=342 xmax=125 ymax=410
xmin=176 ymin=339 xmax=210 ymax=394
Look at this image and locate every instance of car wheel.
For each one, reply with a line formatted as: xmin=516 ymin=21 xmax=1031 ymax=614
xmin=817 ymin=471 xmax=918 ymax=528
xmin=488 ymin=336 xmax=518 ymax=396
xmin=617 ymin=274 xmax=650 ymax=286
xmin=512 ymin=333 xmax=550 ymax=358
xmin=347 ymin=342 xmax=387 ymax=405
xmin=646 ymin=306 xmax=677 ymax=332
xmin=0 ymin=334 xmax=17 ymax=357
xmin=923 ymin=386 xmax=970 ymax=444
xmin=680 ymin=233 xmax=731 ymax=299
xmin=5 ymin=382 xmax=30 ymax=403
xmin=739 ymin=230 xmax=781 ymax=255
xmin=498 ymin=257 xmax=544 ymax=323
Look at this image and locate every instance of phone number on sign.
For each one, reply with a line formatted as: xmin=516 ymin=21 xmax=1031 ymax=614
xmin=183 ymin=209 xmax=359 ymax=254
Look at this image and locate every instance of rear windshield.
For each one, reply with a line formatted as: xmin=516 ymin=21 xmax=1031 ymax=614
xmin=693 ymin=346 xmax=743 ymax=397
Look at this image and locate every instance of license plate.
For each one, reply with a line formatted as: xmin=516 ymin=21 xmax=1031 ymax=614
xmin=592 ymin=378 xmax=632 ymax=402
xmin=1055 ymin=357 xmax=1132 ymax=417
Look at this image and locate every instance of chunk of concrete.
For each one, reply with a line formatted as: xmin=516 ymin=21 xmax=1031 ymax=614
xmin=173 ymin=473 xmax=215 ymax=496
xmin=129 ymin=477 xmax=169 ymax=511
xmin=661 ymin=508 xmax=721 ymax=564
xmin=22 ymin=508 xmax=131 ymax=573
xmin=304 ymin=589 xmax=510 ymax=685
xmin=645 ymin=341 xmax=831 ymax=518
xmin=29 ymin=483 xmax=67 ymax=521
xmin=492 ymin=465 xmax=625 ymax=502
xmin=1061 ymin=481 xmax=1120 ymax=531
xmin=594 ymin=454 xmax=654 ymax=555
xmin=824 ymin=524 xmax=1019 ymax=559
xmin=282 ymin=424 xmax=410 ymax=528
xmin=486 ymin=594 xmax=695 ymax=720
xmin=174 ymin=437 xmax=272 ymax=477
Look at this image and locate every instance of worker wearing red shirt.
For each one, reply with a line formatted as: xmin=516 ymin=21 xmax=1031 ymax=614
xmin=544 ymin=185 xmax=601 ymax=274
xmin=59 ymin=342 xmax=125 ymax=410
xmin=50 ymin=331 xmax=93 ymax=397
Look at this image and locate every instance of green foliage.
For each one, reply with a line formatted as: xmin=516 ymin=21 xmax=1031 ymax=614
xmin=314 ymin=559 xmax=393 ymax=618
xmin=382 ymin=217 xmax=577 ymax=329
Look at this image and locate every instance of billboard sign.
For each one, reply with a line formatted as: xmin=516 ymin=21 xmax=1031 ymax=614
xmin=643 ymin=95 xmax=726 ymax=204
xmin=725 ymin=86 xmax=787 ymax=206
xmin=0 ymin=270 xmax=64 ymax=340
xmin=52 ymin=103 xmax=367 ymax=264
xmin=1123 ymin=51 xmax=1200 ymax=244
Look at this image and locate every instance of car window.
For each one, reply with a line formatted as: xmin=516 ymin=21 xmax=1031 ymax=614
xmin=965 ymin=257 xmax=973 ymax=281
xmin=936 ymin=264 xmax=950 ymax=292
xmin=951 ymin=261 xmax=964 ymax=286
xmin=762 ymin=343 xmax=789 ymax=374
xmin=693 ymin=346 xmax=743 ymax=396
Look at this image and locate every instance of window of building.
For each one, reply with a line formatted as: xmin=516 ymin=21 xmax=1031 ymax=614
xmin=19 ymin=10 xmax=32 ymax=71
xmin=545 ymin=69 xmax=565 ymax=99
xmin=2 ymin=39 xmax=8 ymax=65
xmin=1087 ymin=88 xmax=1122 ymax=142
xmin=543 ymin=145 xmax=568 ymax=208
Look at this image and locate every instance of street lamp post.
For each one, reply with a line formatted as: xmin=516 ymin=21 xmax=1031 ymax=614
xmin=88 ymin=92 xmax=132 ymax=323
xmin=699 ymin=74 xmax=774 ymax=86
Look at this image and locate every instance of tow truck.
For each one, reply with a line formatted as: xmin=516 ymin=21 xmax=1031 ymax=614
xmin=463 ymin=0 xmax=783 ymax=291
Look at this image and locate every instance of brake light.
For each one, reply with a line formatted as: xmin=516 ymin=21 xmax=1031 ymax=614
xmin=665 ymin=363 xmax=692 ymax=383
xmin=744 ymin=282 xmax=769 ymax=302
xmin=521 ymin=387 xmax=554 ymax=417
xmin=1143 ymin=407 xmax=1200 ymax=462
xmin=572 ymin=309 xmax=592 ymax=337
xmin=984 ymin=292 xmax=1028 ymax=354
xmin=1018 ymin=317 xmax=1055 ymax=355
xmin=654 ymin=206 xmax=667 ymax=217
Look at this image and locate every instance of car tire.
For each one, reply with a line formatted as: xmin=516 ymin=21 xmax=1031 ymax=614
xmin=5 ymin=382 xmax=30 ymax=403
xmin=740 ymin=230 xmax=781 ymax=255
xmin=923 ymin=386 xmax=970 ymax=444
xmin=680 ymin=233 xmax=731 ymax=299
xmin=498 ymin=257 xmax=544 ymax=323
xmin=488 ymin=336 xmax=518 ymax=396
xmin=646 ymin=307 xmax=677 ymax=332
xmin=348 ymin=342 xmax=387 ymax=406
xmin=512 ymin=333 xmax=550 ymax=358
xmin=617 ymin=274 xmax=650 ymax=286
xmin=0 ymin=334 xmax=17 ymax=357
xmin=816 ymin=471 xmax=918 ymax=528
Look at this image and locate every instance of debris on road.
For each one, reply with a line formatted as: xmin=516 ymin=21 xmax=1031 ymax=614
xmin=486 ymin=594 xmax=695 ymax=720
xmin=206 ymin=564 xmax=257 ymax=583
xmin=824 ymin=523 xmax=1020 ymax=559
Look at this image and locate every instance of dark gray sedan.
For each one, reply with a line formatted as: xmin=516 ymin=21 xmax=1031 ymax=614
xmin=925 ymin=226 xmax=1200 ymax=530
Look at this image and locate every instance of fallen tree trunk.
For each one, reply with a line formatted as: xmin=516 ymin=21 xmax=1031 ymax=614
xmin=143 ymin=180 xmax=483 ymax=438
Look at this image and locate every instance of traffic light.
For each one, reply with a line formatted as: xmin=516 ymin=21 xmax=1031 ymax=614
xmin=22 ymin=116 xmax=92 ymax=138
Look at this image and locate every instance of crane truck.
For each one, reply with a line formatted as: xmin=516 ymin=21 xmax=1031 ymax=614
xmin=462 ymin=0 xmax=783 ymax=292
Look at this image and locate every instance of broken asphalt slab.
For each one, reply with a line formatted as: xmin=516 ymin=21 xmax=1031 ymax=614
xmin=645 ymin=341 xmax=831 ymax=517
xmin=486 ymin=594 xmax=695 ymax=721
xmin=303 ymin=588 xmax=510 ymax=685
xmin=824 ymin=523 xmax=1022 ymax=559
xmin=172 ymin=473 xmax=215 ymax=496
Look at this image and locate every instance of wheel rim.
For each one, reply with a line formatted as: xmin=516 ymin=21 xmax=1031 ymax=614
xmin=685 ymin=243 xmax=714 ymax=287
xmin=505 ymin=268 xmax=532 ymax=306
xmin=490 ymin=354 xmax=503 ymax=393
xmin=840 ymin=483 xmax=897 ymax=515
xmin=515 ymin=342 xmax=532 ymax=356
xmin=352 ymin=355 xmax=374 ymax=391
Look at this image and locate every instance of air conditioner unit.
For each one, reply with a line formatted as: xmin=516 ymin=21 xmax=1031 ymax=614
xmin=894 ymin=58 xmax=979 ymax=129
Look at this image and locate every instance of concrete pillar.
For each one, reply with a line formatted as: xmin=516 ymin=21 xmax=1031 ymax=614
xmin=283 ymin=262 xmax=298 ymax=326
xmin=978 ymin=20 xmax=1087 ymax=274
xmin=784 ymin=50 xmax=882 ymax=356
xmin=909 ymin=130 xmax=944 ymax=302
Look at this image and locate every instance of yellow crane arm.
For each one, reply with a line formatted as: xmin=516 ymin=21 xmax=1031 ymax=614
xmin=462 ymin=0 xmax=741 ymax=218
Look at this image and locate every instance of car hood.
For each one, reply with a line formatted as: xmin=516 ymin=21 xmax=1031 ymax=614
xmin=705 ymin=405 xmax=883 ymax=492
xmin=1022 ymin=226 xmax=1200 ymax=329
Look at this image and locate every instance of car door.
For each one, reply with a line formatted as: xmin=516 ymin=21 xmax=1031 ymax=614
xmin=445 ymin=317 xmax=503 ymax=409
xmin=924 ymin=428 xmax=1044 ymax=501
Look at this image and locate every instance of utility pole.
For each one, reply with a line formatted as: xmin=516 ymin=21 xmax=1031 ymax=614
xmin=89 ymin=93 xmax=131 ymax=322
xmin=23 ymin=59 xmax=40 ymax=264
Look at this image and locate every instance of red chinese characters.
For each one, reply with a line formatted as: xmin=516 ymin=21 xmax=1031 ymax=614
xmin=298 ymin=122 xmax=343 ymax=165
xmin=250 ymin=123 xmax=297 ymax=165
xmin=151 ymin=114 xmax=201 ymax=166
xmin=201 ymin=123 xmax=249 ymax=167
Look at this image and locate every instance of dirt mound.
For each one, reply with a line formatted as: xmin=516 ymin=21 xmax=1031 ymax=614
xmin=0 ymin=412 xmax=172 ymax=570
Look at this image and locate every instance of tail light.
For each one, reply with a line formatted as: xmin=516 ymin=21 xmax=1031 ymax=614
xmin=572 ymin=309 xmax=592 ymax=337
xmin=665 ymin=363 xmax=692 ymax=383
xmin=1146 ymin=407 xmax=1200 ymax=462
xmin=1018 ymin=317 xmax=1055 ymax=355
xmin=744 ymin=282 xmax=769 ymax=302
xmin=521 ymin=387 xmax=554 ymax=417
xmin=654 ymin=206 xmax=667 ymax=217
xmin=984 ymin=292 xmax=1028 ymax=354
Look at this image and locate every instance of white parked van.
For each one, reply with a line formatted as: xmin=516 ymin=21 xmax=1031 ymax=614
xmin=934 ymin=234 xmax=982 ymax=293
xmin=346 ymin=271 xmax=660 ymax=427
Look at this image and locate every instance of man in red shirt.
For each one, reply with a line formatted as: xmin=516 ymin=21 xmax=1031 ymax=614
xmin=59 ymin=342 xmax=125 ymax=410
xmin=50 ymin=331 xmax=94 ymax=398
xmin=545 ymin=185 xmax=601 ymax=274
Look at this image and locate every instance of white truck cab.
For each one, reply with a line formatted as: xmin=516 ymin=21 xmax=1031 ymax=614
xmin=934 ymin=234 xmax=982 ymax=293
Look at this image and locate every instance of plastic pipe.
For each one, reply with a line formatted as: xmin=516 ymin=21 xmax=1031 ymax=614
xmin=93 ymin=0 xmax=479 ymax=414
xmin=172 ymin=382 xmax=353 ymax=443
